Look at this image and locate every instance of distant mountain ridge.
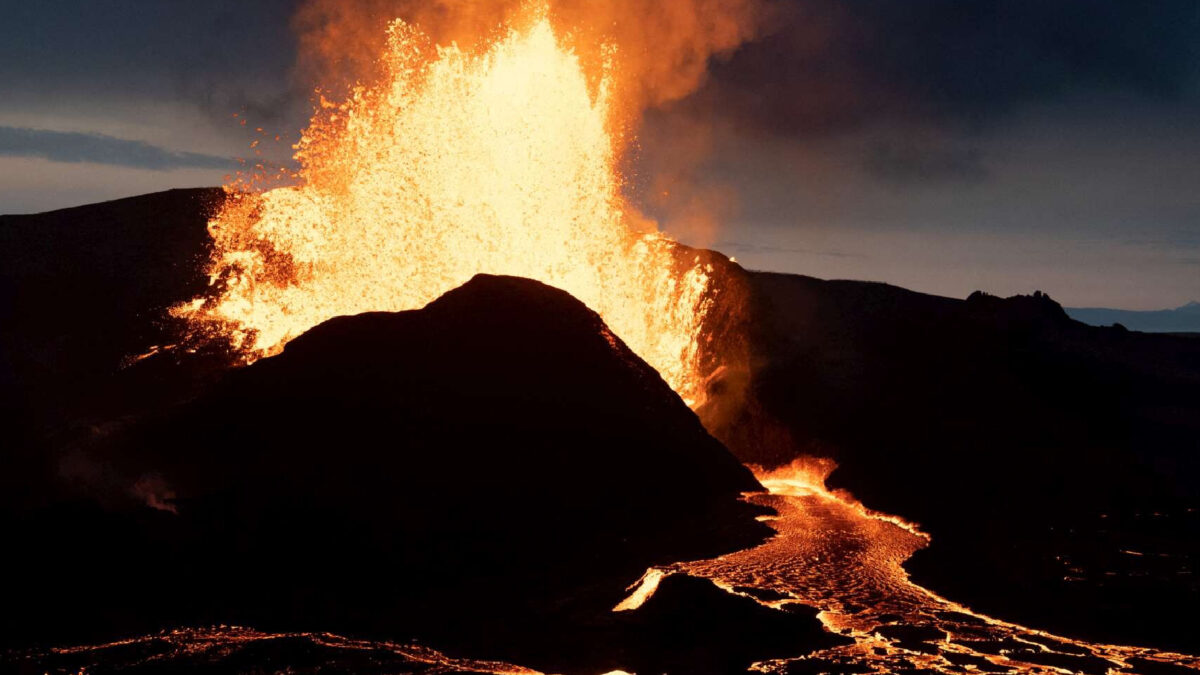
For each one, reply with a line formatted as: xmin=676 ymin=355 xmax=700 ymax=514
xmin=1067 ymin=301 xmax=1200 ymax=333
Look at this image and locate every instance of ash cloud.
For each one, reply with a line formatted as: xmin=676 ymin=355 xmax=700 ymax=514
xmin=0 ymin=126 xmax=235 ymax=171
xmin=292 ymin=0 xmax=771 ymax=117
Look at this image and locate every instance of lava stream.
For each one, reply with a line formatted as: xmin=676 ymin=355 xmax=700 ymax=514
xmin=623 ymin=459 xmax=1200 ymax=674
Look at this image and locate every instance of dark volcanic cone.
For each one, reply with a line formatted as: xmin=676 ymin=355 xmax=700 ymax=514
xmin=6 ymin=274 xmax=787 ymax=672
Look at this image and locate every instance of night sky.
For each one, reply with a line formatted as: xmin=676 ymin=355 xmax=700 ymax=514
xmin=2 ymin=0 xmax=1198 ymax=309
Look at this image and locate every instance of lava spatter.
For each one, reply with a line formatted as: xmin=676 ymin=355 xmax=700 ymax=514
xmin=175 ymin=7 xmax=714 ymax=406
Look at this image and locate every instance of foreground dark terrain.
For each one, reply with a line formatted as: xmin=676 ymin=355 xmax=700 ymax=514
xmin=3 ymin=189 xmax=1200 ymax=670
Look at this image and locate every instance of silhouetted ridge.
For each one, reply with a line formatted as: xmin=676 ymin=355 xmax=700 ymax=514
xmin=1 ymin=187 xmax=224 ymax=510
xmin=965 ymin=289 xmax=1072 ymax=326
xmin=1067 ymin=300 xmax=1200 ymax=333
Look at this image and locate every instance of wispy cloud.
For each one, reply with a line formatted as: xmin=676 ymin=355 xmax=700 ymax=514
xmin=0 ymin=126 xmax=234 ymax=171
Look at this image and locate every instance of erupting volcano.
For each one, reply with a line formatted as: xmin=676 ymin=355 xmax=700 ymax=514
xmin=175 ymin=7 xmax=714 ymax=404
xmin=4 ymin=2 xmax=1200 ymax=675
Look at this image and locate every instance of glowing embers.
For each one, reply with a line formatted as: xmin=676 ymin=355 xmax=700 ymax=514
xmin=29 ymin=627 xmax=541 ymax=675
xmin=176 ymin=9 xmax=712 ymax=405
xmin=614 ymin=567 xmax=668 ymax=611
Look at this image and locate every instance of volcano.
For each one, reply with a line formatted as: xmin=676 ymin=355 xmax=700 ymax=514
xmin=5 ymin=270 xmax=863 ymax=673
xmin=4 ymin=190 xmax=1200 ymax=674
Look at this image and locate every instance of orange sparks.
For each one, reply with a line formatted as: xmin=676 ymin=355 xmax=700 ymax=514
xmin=176 ymin=6 xmax=714 ymax=405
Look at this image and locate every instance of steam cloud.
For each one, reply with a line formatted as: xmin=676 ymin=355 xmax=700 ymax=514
xmin=291 ymin=0 xmax=771 ymax=119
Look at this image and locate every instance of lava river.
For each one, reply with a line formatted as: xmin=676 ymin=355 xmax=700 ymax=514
xmin=613 ymin=461 xmax=1200 ymax=674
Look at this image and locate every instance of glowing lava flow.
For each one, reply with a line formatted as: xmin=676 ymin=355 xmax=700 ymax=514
xmin=19 ymin=626 xmax=541 ymax=675
xmin=176 ymin=9 xmax=713 ymax=405
xmin=620 ymin=459 xmax=1200 ymax=674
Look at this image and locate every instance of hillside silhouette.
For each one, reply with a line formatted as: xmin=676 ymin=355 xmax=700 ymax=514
xmin=4 ymin=271 xmax=836 ymax=673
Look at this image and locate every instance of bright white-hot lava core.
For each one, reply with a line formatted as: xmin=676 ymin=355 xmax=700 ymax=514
xmin=176 ymin=7 xmax=713 ymax=405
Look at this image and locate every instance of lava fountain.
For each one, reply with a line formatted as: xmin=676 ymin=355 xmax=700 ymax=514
xmin=176 ymin=7 xmax=714 ymax=405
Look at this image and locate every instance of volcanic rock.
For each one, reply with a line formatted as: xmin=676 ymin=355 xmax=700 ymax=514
xmin=5 ymin=274 xmax=781 ymax=673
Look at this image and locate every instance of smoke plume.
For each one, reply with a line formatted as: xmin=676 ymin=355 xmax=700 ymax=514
xmin=292 ymin=0 xmax=771 ymax=123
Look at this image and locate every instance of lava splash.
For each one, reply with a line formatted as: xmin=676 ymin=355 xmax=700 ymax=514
xmin=176 ymin=7 xmax=713 ymax=405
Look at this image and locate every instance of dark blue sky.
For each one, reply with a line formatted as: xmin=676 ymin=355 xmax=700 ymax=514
xmin=2 ymin=0 xmax=1197 ymax=308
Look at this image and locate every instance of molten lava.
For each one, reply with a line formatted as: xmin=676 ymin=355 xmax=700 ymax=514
xmin=616 ymin=461 xmax=1200 ymax=673
xmin=177 ymin=8 xmax=713 ymax=404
